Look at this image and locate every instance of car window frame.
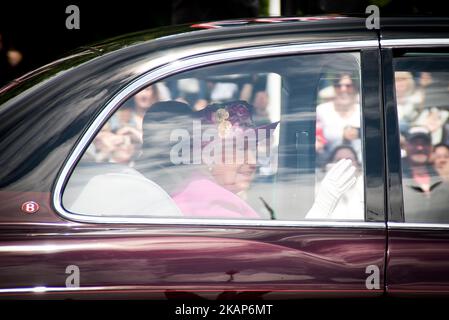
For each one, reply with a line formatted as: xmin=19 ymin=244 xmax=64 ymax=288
xmin=53 ymin=40 xmax=385 ymax=228
xmin=381 ymin=38 xmax=449 ymax=230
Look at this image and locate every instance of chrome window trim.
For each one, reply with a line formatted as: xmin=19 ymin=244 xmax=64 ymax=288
xmin=53 ymin=39 xmax=381 ymax=228
xmin=381 ymin=38 xmax=449 ymax=48
xmin=0 ymin=286 xmax=107 ymax=294
xmin=0 ymin=284 xmax=383 ymax=295
xmin=388 ymin=222 xmax=449 ymax=230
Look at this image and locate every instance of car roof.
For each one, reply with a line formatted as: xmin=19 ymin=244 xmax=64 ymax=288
xmin=87 ymin=16 xmax=449 ymax=52
xmin=88 ymin=16 xmax=449 ymax=49
xmin=3 ymin=15 xmax=449 ymax=101
xmin=4 ymin=15 xmax=449 ymax=89
xmin=1 ymin=16 xmax=376 ymax=103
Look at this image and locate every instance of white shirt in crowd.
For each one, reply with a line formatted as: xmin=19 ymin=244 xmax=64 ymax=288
xmin=316 ymin=101 xmax=361 ymax=150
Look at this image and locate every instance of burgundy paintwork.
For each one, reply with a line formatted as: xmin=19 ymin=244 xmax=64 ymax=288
xmin=0 ymin=190 xmax=386 ymax=299
xmin=387 ymin=229 xmax=449 ymax=296
xmin=0 ymin=195 xmax=385 ymax=299
xmin=0 ymin=208 xmax=385 ymax=299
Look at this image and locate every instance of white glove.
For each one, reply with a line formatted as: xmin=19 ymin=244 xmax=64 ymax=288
xmin=306 ymin=159 xmax=357 ymax=219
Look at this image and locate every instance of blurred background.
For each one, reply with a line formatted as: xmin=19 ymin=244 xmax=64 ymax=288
xmin=1 ymin=0 xmax=448 ymax=86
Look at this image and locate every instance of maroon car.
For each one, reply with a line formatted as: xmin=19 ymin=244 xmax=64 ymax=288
xmin=1 ymin=16 xmax=449 ymax=299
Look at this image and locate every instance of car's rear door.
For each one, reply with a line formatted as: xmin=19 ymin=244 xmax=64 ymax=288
xmin=382 ymin=37 xmax=449 ymax=296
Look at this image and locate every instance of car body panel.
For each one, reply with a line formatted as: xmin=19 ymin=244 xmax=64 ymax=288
xmin=0 ymin=225 xmax=385 ymax=299
xmin=380 ymin=29 xmax=449 ymax=297
xmin=387 ymin=227 xmax=449 ymax=295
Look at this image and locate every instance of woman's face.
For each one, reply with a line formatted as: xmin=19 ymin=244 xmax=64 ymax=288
xmin=433 ymin=146 xmax=449 ymax=170
xmin=210 ymin=140 xmax=257 ymax=194
xmin=394 ymin=72 xmax=413 ymax=99
xmin=334 ymin=75 xmax=356 ymax=107
xmin=330 ymin=148 xmax=359 ymax=169
xmin=134 ymin=86 xmax=156 ymax=110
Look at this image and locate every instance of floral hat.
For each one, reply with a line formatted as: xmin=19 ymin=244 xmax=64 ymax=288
xmin=200 ymin=100 xmax=279 ymax=140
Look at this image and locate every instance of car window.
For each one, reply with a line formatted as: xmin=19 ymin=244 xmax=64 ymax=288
xmin=62 ymin=52 xmax=365 ymax=221
xmin=393 ymin=53 xmax=449 ymax=223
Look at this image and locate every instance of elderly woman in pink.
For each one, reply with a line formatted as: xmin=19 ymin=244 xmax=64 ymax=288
xmin=140 ymin=100 xmax=357 ymax=220
xmin=171 ymin=101 xmax=265 ymax=218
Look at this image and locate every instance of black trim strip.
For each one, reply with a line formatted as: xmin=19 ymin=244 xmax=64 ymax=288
xmin=381 ymin=48 xmax=404 ymax=223
xmin=361 ymin=49 xmax=386 ymax=222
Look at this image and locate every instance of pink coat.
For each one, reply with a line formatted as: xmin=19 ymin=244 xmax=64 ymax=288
xmin=172 ymin=175 xmax=260 ymax=219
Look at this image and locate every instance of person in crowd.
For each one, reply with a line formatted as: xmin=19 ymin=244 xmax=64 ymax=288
xmin=168 ymin=78 xmax=208 ymax=111
xmin=394 ymin=71 xmax=423 ymax=134
xmin=443 ymin=120 xmax=449 ymax=146
xmin=402 ymin=127 xmax=449 ymax=223
xmin=307 ymin=145 xmax=364 ymax=220
xmin=415 ymin=106 xmax=449 ymax=145
xmin=414 ymin=71 xmax=449 ymax=146
xmin=109 ymin=102 xmax=138 ymax=132
xmin=109 ymin=133 xmax=138 ymax=165
xmin=251 ymin=91 xmax=270 ymax=124
xmin=329 ymin=145 xmax=363 ymax=219
xmin=133 ymin=84 xmax=170 ymax=131
xmin=316 ymin=72 xmax=361 ymax=160
xmin=418 ymin=71 xmax=433 ymax=91
xmin=0 ymin=33 xmax=23 ymax=86
xmin=91 ymin=123 xmax=140 ymax=165
xmin=210 ymin=81 xmax=239 ymax=103
xmin=91 ymin=124 xmax=117 ymax=162
xmin=91 ymin=102 xmax=142 ymax=164
xmin=315 ymin=119 xmax=328 ymax=167
xmin=93 ymin=84 xmax=173 ymax=164
xmin=239 ymin=74 xmax=271 ymax=126
xmin=433 ymin=143 xmax=449 ymax=181
xmin=402 ymin=127 xmax=439 ymax=193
